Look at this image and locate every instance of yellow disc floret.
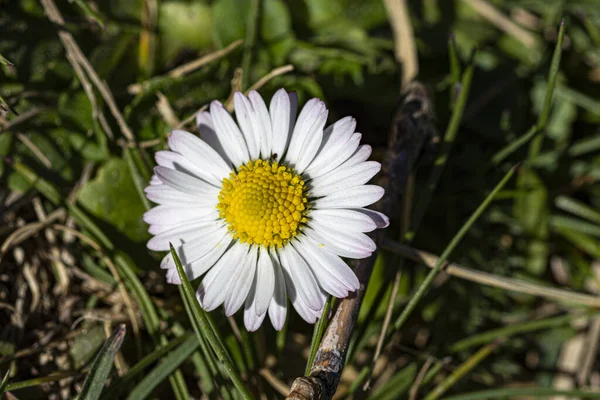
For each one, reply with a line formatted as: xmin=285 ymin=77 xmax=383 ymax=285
xmin=217 ymin=159 xmax=308 ymax=247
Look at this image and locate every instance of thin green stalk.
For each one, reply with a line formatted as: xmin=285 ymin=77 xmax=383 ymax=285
xmin=529 ymin=19 xmax=566 ymax=160
xmin=444 ymin=388 xmax=600 ymax=400
xmin=393 ymin=164 xmax=517 ymax=333
xmin=450 ymin=312 xmax=595 ymax=352
xmin=170 ymin=244 xmax=252 ymax=399
xmin=493 ymin=20 xmax=566 ymax=165
xmin=5 ymin=371 xmax=79 ymax=392
xmin=241 ymin=0 xmax=260 ymax=89
xmin=124 ymin=146 xmax=151 ymax=211
xmin=448 ymin=34 xmax=461 ymax=107
xmin=0 ymin=369 xmax=10 ymax=396
xmin=125 ymin=335 xmax=200 ymax=400
xmin=424 ymin=342 xmax=498 ymax=400
xmin=556 ymin=195 xmax=600 ymax=224
xmin=305 ymin=295 xmax=333 ymax=375
xmin=407 ymin=60 xmax=474 ymax=240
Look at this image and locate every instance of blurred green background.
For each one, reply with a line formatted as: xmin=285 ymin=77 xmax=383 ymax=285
xmin=2 ymin=0 xmax=600 ymax=398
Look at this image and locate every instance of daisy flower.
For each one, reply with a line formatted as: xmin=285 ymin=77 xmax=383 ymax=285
xmin=143 ymin=89 xmax=389 ymax=331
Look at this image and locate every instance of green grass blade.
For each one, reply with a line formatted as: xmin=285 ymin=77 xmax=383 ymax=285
xmin=555 ymin=195 xmax=600 ymax=225
xmin=125 ymin=335 xmax=199 ymax=400
xmin=123 ymin=146 xmax=151 ymax=211
xmin=101 ymin=334 xmax=190 ymax=399
xmin=4 ymin=372 xmax=79 ymax=392
xmin=170 ymin=244 xmax=253 ymax=399
xmin=424 ymin=342 xmax=498 ymax=400
xmin=305 ymin=295 xmax=333 ymax=375
xmin=78 ymin=324 xmax=126 ymax=400
xmin=528 ymin=19 xmax=566 ymax=160
xmin=0 ymin=369 xmax=10 ymax=396
xmin=444 ymin=388 xmax=600 ymax=400
xmin=393 ymin=164 xmax=518 ymax=333
xmin=407 ymin=59 xmax=474 ymax=240
xmin=450 ymin=311 xmax=595 ymax=352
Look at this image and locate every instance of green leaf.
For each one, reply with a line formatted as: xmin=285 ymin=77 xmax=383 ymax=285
xmin=159 ymin=0 xmax=213 ymax=65
xmin=212 ymin=0 xmax=250 ymax=48
xmin=77 ymin=158 xmax=150 ymax=242
xmin=78 ymin=324 xmax=126 ymax=400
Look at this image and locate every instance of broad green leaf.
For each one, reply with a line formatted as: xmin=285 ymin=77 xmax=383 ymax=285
xmin=77 ymin=158 xmax=150 ymax=242
xmin=158 ymin=0 xmax=213 ymax=64
xmin=212 ymin=0 xmax=250 ymax=48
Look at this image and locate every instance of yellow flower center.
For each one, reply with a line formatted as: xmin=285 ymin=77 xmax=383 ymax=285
xmin=217 ymin=159 xmax=308 ymax=247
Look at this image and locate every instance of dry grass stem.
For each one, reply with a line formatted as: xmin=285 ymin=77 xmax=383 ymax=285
xmin=463 ymin=0 xmax=538 ymax=48
xmin=384 ymin=239 xmax=600 ymax=308
xmin=248 ymin=64 xmax=295 ymax=92
xmin=40 ymin=0 xmax=136 ymax=143
xmin=127 ymin=40 xmax=243 ymax=94
xmin=384 ymin=0 xmax=418 ymax=87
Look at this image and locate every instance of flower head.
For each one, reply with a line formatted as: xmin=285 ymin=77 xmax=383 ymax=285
xmin=143 ymin=89 xmax=389 ymax=331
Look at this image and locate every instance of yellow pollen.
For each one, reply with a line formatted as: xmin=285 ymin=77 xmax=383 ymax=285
xmin=217 ymin=159 xmax=308 ymax=247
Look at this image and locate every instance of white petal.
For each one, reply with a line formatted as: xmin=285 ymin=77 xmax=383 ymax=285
xmin=198 ymin=242 xmax=248 ymax=311
xmin=154 ymin=166 xmax=218 ymax=196
xmin=149 ymin=175 xmax=162 ymax=185
xmin=294 ymin=109 xmax=328 ymax=173
xmin=268 ymin=252 xmax=287 ymax=330
xmin=147 ymin=211 xmax=219 ymax=234
xmin=309 ymin=209 xmax=377 ymax=233
xmin=173 ymin=225 xmax=230 ymax=264
xmin=284 ymin=99 xmax=326 ymax=166
xmin=184 ymin=234 xmax=233 ymax=280
xmin=196 ymin=111 xmax=232 ymax=166
xmin=352 ymin=208 xmax=390 ymax=229
xmin=249 ymin=90 xmax=273 ymax=158
xmin=143 ymin=205 xmax=217 ymax=225
xmin=270 ymin=89 xmax=296 ymax=162
xmin=306 ymin=133 xmax=362 ymax=179
xmin=168 ymin=130 xmax=231 ymax=183
xmin=147 ymin=218 xmax=223 ymax=251
xmin=244 ymin=274 xmax=267 ymax=331
xmin=210 ymin=100 xmax=250 ymax=166
xmin=279 ymin=245 xmax=324 ymax=312
xmin=155 ymin=150 xmax=221 ymax=188
xmin=310 ymin=219 xmax=376 ymax=252
xmin=145 ymin=184 xmax=218 ymax=206
xmin=234 ymin=92 xmax=260 ymax=160
xmin=224 ymin=245 xmax=258 ymax=316
xmin=344 ymin=145 xmax=372 ymax=167
xmin=293 ymin=240 xmax=347 ymax=298
xmin=313 ymin=185 xmax=384 ymax=209
xmin=304 ymin=228 xmax=372 ymax=259
xmin=254 ymin=247 xmax=275 ymax=316
xmin=298 ymin=235 xmax=360 ymax=292
xmin=165 ymin=235 xmax=231 ymax=284
xmin=309 ymin=161 xmax=381 ymax=197
xmin=304 ymin=116 xmax=356 ymax=174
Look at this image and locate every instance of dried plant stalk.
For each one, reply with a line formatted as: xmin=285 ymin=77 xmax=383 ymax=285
xmin=287 ymin=82 xmax=437 ymax=399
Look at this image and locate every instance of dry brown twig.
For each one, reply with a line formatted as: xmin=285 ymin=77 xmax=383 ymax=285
xmin=287 ymin=82 xmax=436 ymax=399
